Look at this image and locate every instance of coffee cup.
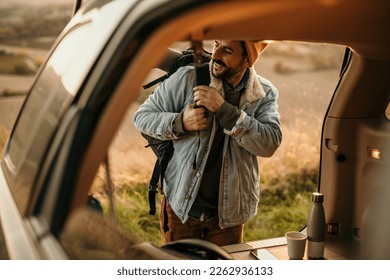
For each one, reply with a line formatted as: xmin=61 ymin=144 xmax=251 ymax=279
xmin=285 ymin=231 xmax=307 ymax=260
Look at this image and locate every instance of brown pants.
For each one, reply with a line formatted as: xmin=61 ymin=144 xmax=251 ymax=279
xmin=160 ymin=198 xmax=243 ymax=246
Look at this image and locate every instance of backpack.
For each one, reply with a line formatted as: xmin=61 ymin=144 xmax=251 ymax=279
xmin=142 ymin=48 xmax=211 ymax=215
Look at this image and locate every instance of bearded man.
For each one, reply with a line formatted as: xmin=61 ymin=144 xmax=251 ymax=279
xmin=133 ymin=40 xmax=282 ymax=246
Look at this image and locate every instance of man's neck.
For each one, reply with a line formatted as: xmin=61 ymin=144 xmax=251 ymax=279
xmin=224 ymin=68 xmax=248 ymax=90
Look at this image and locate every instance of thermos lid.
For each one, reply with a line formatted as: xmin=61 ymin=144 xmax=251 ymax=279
xmin=312 ymin=192 xmax=324 ymax=203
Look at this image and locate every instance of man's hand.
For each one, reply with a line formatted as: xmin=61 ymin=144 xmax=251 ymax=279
xmin=183 ymin=104 xmax=207 ymax=131
xmin=193 ymin=85 xmax=224 ymax=113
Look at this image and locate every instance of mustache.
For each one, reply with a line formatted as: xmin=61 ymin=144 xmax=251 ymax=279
xmin=212 ymin=59 xmax=226 ymax=67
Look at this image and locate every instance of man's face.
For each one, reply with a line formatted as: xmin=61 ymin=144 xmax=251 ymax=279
xmin=211 ymin=40 xmax=248 ymax=82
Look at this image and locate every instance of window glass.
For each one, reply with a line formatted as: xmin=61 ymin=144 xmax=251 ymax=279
xmin=3 ymin=0 xmax=130 ymax=212
xmin=3 ymin=22 xmax=94 ymax=212
xmin=60 ymin=207 xmax=142 ymax=260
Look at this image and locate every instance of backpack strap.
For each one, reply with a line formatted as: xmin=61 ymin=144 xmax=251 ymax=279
xmin=148 ymin=62 xmax=210 ymax=216
xmin=148 ymin=160 xmax=161 ymax=215
xmin=195 ymin=62 xmax=210 ymax=87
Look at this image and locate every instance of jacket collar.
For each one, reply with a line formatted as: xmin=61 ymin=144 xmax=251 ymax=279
xmin=208 ymin=62 xmax=266 ymax=104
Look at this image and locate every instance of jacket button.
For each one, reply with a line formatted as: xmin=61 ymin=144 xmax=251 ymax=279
xmin=196 ymin=172 xmax=201 ymax=177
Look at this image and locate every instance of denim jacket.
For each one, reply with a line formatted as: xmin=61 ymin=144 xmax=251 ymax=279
xmin=133 ymin=62 xmax=282 ymax=228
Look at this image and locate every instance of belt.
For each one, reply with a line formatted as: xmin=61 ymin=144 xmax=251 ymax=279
xmin=188 ymin=209 xmax=218 ymax=221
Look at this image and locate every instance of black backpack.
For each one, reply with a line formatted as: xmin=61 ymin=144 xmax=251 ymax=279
xmin=142 ymin=48 xmax=211 ymax=215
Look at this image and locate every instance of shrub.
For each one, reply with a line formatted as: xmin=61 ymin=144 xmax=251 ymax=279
xmin=245 ymin=168 xmax=318 ymax=241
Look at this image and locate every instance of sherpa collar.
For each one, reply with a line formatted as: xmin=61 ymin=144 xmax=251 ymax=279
xmin=208 ymin=62 xmax=266 ymax=105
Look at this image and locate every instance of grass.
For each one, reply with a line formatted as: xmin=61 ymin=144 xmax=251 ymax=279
xmin=92 ymin=163 xmax=319 ymax=246
xmin=114 ymin=181 xmax=162 ymax=244
xmin=245 ymin=169 xmax=318 ymax=241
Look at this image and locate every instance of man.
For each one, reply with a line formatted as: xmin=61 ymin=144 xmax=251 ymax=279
xmin=133 ymin=40 xmax=282 ymax=246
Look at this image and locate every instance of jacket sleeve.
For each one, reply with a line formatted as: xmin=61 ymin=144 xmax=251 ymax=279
xmin=224 ymin=78 xmax=282 ymax=157
xmin=133 ymin=66 xmax=196 ymax=140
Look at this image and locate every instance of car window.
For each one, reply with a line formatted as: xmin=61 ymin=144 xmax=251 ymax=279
xmin=60 ymin=207 xmax=142 ymax=260
xmin=2 ymin=0 xmax=131 ymax=213
xmin=68 ymin=41 xmax=344 ymax=251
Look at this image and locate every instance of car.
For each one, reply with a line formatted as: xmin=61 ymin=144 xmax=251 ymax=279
xmin=1 ymin=0 xmax=390 ymax=260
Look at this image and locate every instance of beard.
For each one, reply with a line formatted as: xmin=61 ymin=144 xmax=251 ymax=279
xmin=211 ymin=58 xmax=246 ymax=81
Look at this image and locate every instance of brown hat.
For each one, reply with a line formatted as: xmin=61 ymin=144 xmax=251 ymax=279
xmin=244 ymin=41 xmax=269 ymax=67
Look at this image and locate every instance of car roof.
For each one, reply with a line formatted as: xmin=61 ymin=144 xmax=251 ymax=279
xmin=175 ymin=0 xmax=389 ymax=61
